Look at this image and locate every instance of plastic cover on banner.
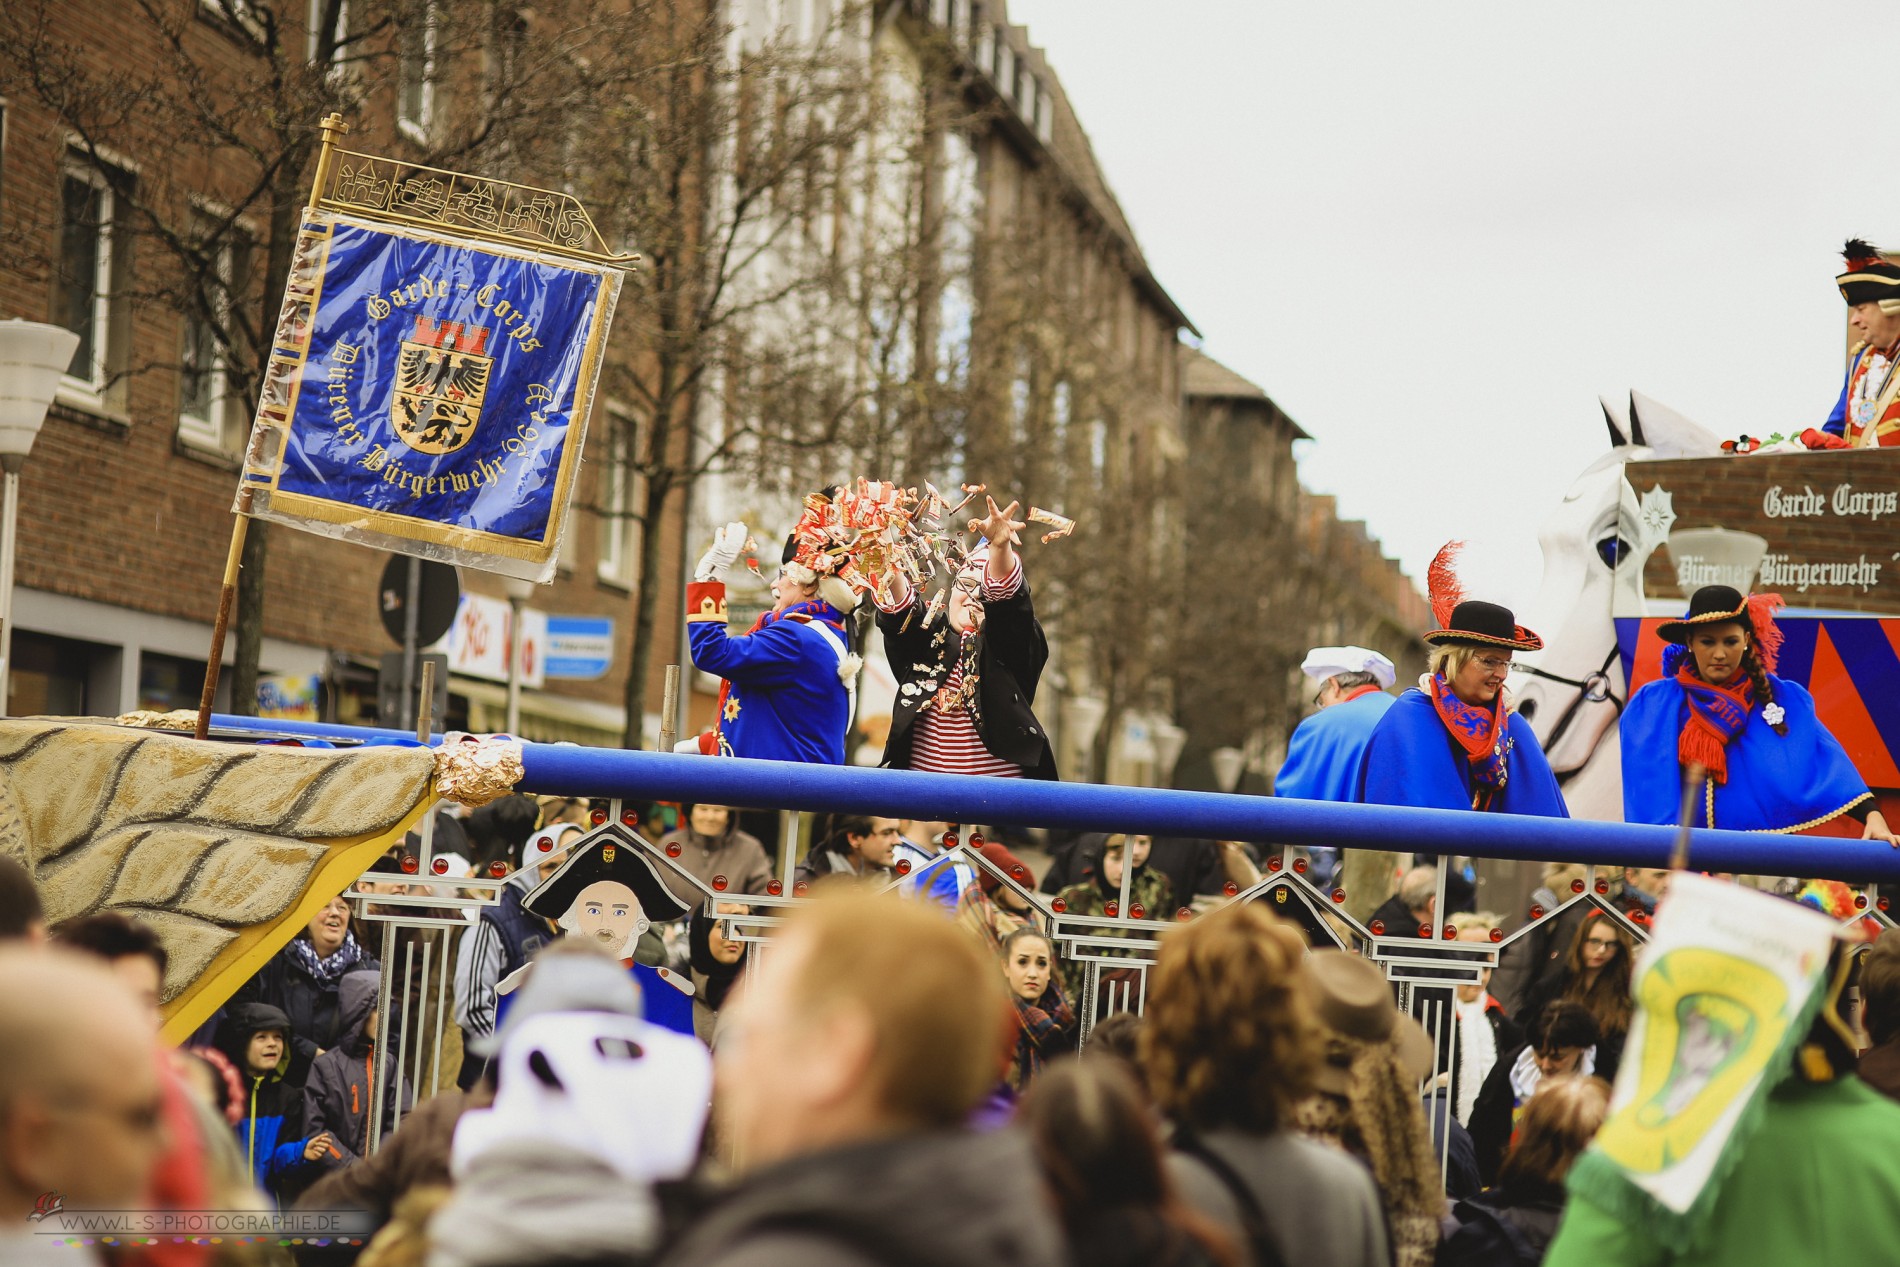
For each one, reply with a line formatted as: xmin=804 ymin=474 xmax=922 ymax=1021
xmin=235 ymin=209 xmax=624 ymax=582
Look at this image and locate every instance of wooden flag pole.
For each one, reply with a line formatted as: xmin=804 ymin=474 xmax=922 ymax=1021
xmin=193 ymin=113 xmax=351 ymax=742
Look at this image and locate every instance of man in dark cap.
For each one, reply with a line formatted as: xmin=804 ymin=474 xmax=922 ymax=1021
xmin=519 ymin=835 xmax=699 ymax=1036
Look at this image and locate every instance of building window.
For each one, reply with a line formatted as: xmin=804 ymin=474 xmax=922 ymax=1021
xmin=9 ymin=632 xmax=101 ymax=716
xmin=200 ymin=0 xmax=268 ymax=41
xmin=0 ymin=101 xmax=9 ymax=226
xmin=307 ymin=0 xmax=350 ymax=63
xmin=994 ymin=37 xmax=1015 ymax=100
xmin=138 ymin=652 xmax=209 ymax=712
xmin=399 ymin=0 xmax=440 ymax=144
xmin=54 ymin=159 xmax=127 ymax=396
xmin=179 ymin=215 xmax=253 ymax=453
xmin=598 ymin=407 xmax=641 ymax=586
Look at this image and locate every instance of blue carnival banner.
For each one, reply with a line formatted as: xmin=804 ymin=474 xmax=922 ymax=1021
xmin=239 ymin=210 xmax=622 ymax=580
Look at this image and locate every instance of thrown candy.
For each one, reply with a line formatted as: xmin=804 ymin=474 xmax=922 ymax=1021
xmin=1026 ymin=506 xmax=1075 ymax=543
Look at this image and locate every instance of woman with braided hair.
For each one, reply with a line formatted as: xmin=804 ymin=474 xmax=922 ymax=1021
xmin=1620 ymin=585 xmax=1896 ymax=841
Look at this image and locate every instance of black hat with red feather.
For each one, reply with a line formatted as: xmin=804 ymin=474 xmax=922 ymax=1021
xmin=1420 ymin=542 xmax=1543 ymax=652
xmin=1836 ymin=239 xmax=1900 ymax=307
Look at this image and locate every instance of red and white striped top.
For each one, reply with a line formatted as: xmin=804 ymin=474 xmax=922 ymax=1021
xmin=899 ymin=560 xmax=1025 ymax=778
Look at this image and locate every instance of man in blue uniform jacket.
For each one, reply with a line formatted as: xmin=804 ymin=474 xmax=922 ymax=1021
xmin=1277 ymin=645 xmax=1399 ymax=802
xmin=681 ymin=517 xmax=860 ymax=765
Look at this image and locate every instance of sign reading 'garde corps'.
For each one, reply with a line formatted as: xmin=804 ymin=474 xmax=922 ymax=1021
xmin=238 ymin=209 xmax=622 ymax=580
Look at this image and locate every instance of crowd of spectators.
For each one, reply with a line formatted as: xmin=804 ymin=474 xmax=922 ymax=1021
xmin=9 ymin=807 xmax=1900 ymax=1267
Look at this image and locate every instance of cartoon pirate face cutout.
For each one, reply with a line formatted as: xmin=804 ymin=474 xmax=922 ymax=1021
xmin=524 ymin=837 xmax=693 ymax=961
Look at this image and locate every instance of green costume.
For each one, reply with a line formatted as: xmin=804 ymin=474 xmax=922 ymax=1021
xmin=1546 ymin=1076 xmax=1900 ymax=1266
xmin=1052 ymin=865 xmax=1171 ymax=1005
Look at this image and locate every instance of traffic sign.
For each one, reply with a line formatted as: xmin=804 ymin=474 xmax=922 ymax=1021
xmin=546 ymin=616 xmax=615 ymax=679
xmin=378 ymin=556 xmax=460 ymax=647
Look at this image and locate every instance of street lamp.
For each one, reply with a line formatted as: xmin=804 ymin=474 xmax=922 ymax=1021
xmin=1210 ymin=746 xmax=1246 ymax=794
xmin=502 ymin=575 xmax=536 ymax=736
xmin=0 ymin=321 xmax=80 ymax=717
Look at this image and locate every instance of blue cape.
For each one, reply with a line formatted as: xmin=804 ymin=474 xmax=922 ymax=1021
xmin=1276 ymin=691 xmax=1396 ymax=802
xmin=1620 ymin=674 xmax=1871 ymax=831
xmin=1356 ymin=689 xmax=1569 ymax=817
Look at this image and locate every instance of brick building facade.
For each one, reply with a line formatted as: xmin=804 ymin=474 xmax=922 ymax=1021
xmin=0 ymin=0 xmax=699 ymax=744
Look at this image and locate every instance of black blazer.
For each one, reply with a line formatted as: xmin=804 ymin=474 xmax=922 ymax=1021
xmin=877 ymin=581 xmax=1058 ymax=780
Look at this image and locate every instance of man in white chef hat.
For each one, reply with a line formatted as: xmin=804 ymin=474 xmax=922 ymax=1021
xmin=1276 ymin=645 xmax=1399 ymax=804
xmin=1271 ymin=646 xmax=1399 ymax=886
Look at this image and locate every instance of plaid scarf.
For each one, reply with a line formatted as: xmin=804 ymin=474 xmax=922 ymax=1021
xmin=1010 ymin=985 xmax=1076 ymax=1088
xmin=1674 ymin=666 xmax=1753 ymax=785
xmin=286 ymin=931 xmax=363 ymax=984
xmin=1428 ymin=673 xmax=1511 ymax=810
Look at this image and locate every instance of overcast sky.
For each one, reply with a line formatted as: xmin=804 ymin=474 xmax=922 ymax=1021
xmin=1005 ymin=0 xmax=1884 ymax=617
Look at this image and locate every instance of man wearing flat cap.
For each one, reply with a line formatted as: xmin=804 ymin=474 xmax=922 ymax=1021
xmin=519 ymin=837 xmax=699 ymax=1036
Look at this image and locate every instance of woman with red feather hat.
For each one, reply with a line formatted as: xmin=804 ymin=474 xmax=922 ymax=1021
xmin=1356 ymin=544 xmax=1569 ymax=817
xmin=1620 ymin=585 xmax=1897 ymax=842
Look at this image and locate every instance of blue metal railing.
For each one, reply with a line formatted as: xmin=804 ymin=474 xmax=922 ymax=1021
xmin=208 ymin=712 xmax=1900 ymax=882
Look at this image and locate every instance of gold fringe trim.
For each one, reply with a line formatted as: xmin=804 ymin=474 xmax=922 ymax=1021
xmin=1706 ymin=783 xmax=1874 ymax=834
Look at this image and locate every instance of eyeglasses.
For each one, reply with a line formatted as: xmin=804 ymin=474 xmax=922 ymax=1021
xmin=1583 ymin=937 xmax=1621 ymax=950
xmin=1473 ymin=655 xmax=1513 ymax=674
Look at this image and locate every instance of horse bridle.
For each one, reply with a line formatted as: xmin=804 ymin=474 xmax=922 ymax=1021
xmin=1513 ymin=645 xmax=1625 ymax=778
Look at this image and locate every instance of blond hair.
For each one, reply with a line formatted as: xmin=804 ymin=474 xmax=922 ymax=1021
xmin=1140 ymin=903 xmax=1318 ymax=1133
xmin=1447 ymin=911 xmax=1500 ymax=939
xmin=779 ymin=890 xmax=1009 ymax=1129
xmin=1427 ymin=643 xmax=1478 ymax=680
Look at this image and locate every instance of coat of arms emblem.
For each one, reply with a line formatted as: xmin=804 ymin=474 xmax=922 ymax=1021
xmin=394 ymin=315 xmax=492 ymax=455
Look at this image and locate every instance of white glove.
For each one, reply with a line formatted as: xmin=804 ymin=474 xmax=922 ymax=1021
xmin=693 ymin=522 xmax=749 ymax=582
xmin=673 ymin=737 xmax=704 ymax=755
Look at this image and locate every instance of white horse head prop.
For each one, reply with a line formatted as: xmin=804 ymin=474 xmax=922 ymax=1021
xmin=1512 ymin=392 xmax=1721 ymax=821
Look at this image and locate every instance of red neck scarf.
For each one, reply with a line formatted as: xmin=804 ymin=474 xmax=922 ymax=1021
xmin=1339 ymin=683 xmax=1383 ymax=705
xmin=1675 ymin=666 xmax=1753 ymax=785
xmin=1427 ymin=674 xmax=1511 ymax=810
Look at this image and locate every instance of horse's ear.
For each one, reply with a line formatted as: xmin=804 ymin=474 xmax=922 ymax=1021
xmin=1629 ymin=391 xmax=1722 ymax=460
xmin=1601 ymin=394 xmax=1631 ymax=448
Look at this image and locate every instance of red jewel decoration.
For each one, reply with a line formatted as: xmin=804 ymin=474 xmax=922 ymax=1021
xmin=1370 ymin=919 xmax=1386 ymax=935
xmin=969 ymin=833 xmax=986 ymax=849
xmin=1530 ymin=904 xmax=1545 ymax=919
xmin=1331 ymin=887 xmax=1346 ymax=904
xmin=665 ymin=842 xmax=682 ymax=858
xmin=1222 ymin=881 xmax=1239 ymax=897
xmin=621 ymin=809 xmax=638 ymax=826
xmin=1293 ymin=856 xmax=1308 ymax=874
xmin=1267 ymin=855 xmax=1283 ymax=873
xmin=1856 ymin=893 xmax=1870 ymax=910
xmin=895 ymin=858 xmax=913 ymax=876
xmin=1418 ymin=923 xmax=1433 ymax=938
xmin=1052 ymin=898 xmax=1067 ymax=913
xmin=1489 ymin=927 xmax=1504 ymax=943
xmin=400 ymin=855 xmax=419 ymax=875
xmin=1571 ymin=879 xmax=1585 ymax=894
xmin=1131 ymin=902 xmax=1146 ymax=919
xmin=431 ymin=858 xmax=449 ymax=876
xmin=1881 ymin=897 xmax=1892 ymax=913
xmin=793 ymin=881 xmax=810 ymax=897
xmin=1011 ymin=864 xmax=1028 ymax=881
xmin=1176 ymin=907 xmax=1194 ymax=921
xmin=712 ymin=875 xmax=729 ymax=891
xmin=1106 ymin=901 xmax=1120 ymax=917
xmin=488 ymin=861 xmax=508 ymax=877
xmin=942 ymin=830 xmax=958 ymax=849
xmin=766 ymin=879 xmax=783 ymax=896
xmin=590 ymin=808 xmax=608 ymax=826
xmin=1442 ymin=924 xmax=1457 ymax=940
xmin=537 ymin=835 xmax=554 ymax=853
xmin=1595 ymin=880 xmax=1609 ymax=895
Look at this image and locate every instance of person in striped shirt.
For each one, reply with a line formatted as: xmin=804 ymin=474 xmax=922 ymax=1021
xmin=875 ymin=496 xmax=1058 ymax=781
